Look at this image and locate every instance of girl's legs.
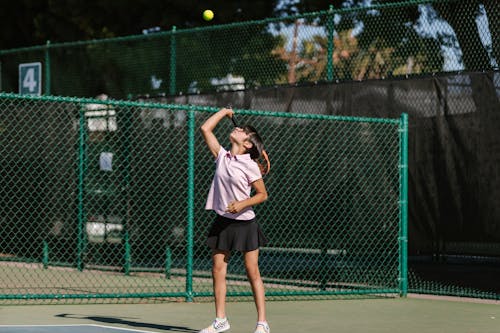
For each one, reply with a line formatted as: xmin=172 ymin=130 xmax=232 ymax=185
xmin=243 ymin=249 xmax=267 ymax=322
xmin=212 ymin=249 xmax=230 ymax=319
xmin=198 ymin=249 xmax=231 ymax=332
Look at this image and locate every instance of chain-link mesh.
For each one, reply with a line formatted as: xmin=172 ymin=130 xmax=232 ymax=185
xmin=0 ymin=93 xmax=405 ymax=304
xmin=193 ymin=113 xmax=405 ymax=300
xmin=1 ymin=0 xmax=497 ymax=98
xmin=151 ymin=72 xmax=500 ymax=301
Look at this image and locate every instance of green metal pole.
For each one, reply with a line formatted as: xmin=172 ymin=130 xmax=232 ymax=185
xmin=76 ymin=107 xmax=87 ymax=271
xmin=326 ymin=5 xmax=335 ymax=82
xmin=399 ymin=113 xmax=408 ymax=296
xmin=169 ymin=26 xmax=177 ymax=96
xmin=165 ymin=246 xmax=172 ymax=279
xmin=44 ymin=40 xmax=51 ymax=95
xmin=123 ymin=231 xmax=131 ymax=275
xmin=122 ymin=99 xmax=133 ymax=276
xmin=185 ymin=109 xmax=195 ymax=302
xmin=42 ymin=241 xmax=49 ymax=269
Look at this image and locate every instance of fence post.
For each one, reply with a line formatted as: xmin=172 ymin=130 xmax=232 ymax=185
xmin=44 ymin=40 xmax=51 ymax=95
xmin=165 ymin=246 xmax=172 ymax=279
xmin=42 ymin=240 xmax=49 ymax=269
xmin=185 ymin=109 xmax=195 ymax=302
xmin=169 ymin=26 xmax=177 ymax=96
xmin=76 ymin=106 xmax=87 ymax=271
xmin=123 ymin=230 xmax=131 ymax=275
xmin=399 ymin=113 xmax=408 ymax=296
xmin=326 ymin=5 xmax=335 ymax=82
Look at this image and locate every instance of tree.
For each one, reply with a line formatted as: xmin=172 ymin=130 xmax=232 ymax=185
xmin=277 ymin=0 xmax=498 ymax=72
xmin=270 ymin=13 xmax=442 ymax=83
xmin=272 ymin=27 xmax=359 ymax=83
xmin=433 ymin=0 xmax=498 ymax=71
xmin=0 ymin=0 xmax=284 ymax=98
xmin=482 ymin=0 xmax=499 ymax=67
xmin=431 ymin=0 xmax=499 ymax=111
xmin=275 ymin=0 xmax=498 ymax=111
xmin=0 ymin=0 xmax=278 ymax=49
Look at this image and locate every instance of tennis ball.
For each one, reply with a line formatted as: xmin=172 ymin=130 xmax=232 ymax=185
xmin=203 ymin=9 xmax=214 ymax=21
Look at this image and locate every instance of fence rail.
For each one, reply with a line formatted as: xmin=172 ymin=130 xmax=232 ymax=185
xmin=0 ymin=92 xmax=406 ymax=303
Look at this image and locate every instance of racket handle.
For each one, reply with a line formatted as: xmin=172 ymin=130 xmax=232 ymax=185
xmin=226 ymin=104 xmax=238 ymax=127
xmin=231 ymin=115 xmax=238 ymax=127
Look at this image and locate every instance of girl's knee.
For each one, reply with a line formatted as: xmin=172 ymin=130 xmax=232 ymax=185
xmin=245 ymin=266 xmax=261 ymax=281
xmin=212 ymin=264 xmax=227 ymax=276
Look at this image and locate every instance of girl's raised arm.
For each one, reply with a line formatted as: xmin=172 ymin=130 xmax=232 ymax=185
xmin=200 ymin=108 xmax=234 ymax=158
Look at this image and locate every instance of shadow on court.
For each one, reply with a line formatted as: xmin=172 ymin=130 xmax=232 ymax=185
xmin=54 ymin=314 xmax=197 ymax=332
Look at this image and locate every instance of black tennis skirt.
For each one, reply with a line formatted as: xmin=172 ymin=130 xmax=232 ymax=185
xmin=206 ymin=215 xmax=268 ymax=252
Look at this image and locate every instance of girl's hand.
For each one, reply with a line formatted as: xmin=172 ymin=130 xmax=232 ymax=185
xmin=222 ymin=108 xmax=234 ymax=119
xmin=226 ymin=200 xmax=244 ymax=214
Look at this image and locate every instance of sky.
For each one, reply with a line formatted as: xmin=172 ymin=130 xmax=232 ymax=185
xmin=415 ymin=4 xmax=497 ymax=71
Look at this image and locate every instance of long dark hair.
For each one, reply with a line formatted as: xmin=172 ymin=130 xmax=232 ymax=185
xmin=242 ymin=125 xmax=270 ymax=175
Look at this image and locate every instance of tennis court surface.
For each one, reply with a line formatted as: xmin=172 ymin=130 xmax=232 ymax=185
xmin=1 ymin=296 xmax=499 ymax=333
xmin=0 ymin=325 xmax=187 ymax=333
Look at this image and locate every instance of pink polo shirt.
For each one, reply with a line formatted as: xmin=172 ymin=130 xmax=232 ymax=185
xmin=205 ymin=146 xmax=262 ymax=220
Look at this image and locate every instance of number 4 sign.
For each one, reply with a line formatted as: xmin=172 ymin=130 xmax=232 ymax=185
xmin=19 ymin=62 xmax=42 ymax=95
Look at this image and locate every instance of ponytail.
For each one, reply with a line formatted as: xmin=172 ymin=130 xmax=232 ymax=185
xmin=258 ymin=149 xmax=271 ymax=176
xmin=242 ymin=125 xmax=271 ymax=176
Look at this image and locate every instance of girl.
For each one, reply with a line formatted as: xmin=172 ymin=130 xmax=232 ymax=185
xmin=199 ymin=107 xmax=271 ymax=333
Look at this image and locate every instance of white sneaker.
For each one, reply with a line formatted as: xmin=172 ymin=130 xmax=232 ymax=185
xmin=254 ymin=322 xmax=270 ymax=333
xmin=199 ymin=318 xmax=231 ymax=333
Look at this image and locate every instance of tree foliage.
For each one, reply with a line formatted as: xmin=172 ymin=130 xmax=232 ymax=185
xmin=1 ymin=0 xmax=496 ymax=99
xmin=277 ymin=0 xmax=498 ymax=72
xmin=0 ymin=0 xmax=278 ymax=49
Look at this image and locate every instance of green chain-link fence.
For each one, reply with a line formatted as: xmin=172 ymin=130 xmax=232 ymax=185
xmin=0 ymin=92 xmax=407 ymax=304
xmin=1 ymin=0 xmax=497 ymax=99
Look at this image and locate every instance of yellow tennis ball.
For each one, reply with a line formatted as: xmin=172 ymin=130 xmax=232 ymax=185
xmin=203 ymin=9 xmax=214 ymax=21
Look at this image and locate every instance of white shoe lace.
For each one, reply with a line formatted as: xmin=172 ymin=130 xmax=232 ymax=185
xmin=213 ymin=319 xmax=228 ymax=330
xmin=199 ymin=319 xmax=230 ymax=333
xmin=254 ymin=322 xmax=270 ymax=333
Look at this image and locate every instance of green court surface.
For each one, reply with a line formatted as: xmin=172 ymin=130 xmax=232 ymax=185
xmin=1 ymin=296 xmax=498 ymax=333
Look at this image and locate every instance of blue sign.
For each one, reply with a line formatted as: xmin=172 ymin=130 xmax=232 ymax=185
xmin=19 ymin=62 xmax=42 ymax=95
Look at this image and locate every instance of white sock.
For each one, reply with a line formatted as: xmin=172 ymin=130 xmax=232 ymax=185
xmin=216 ymin=317 xmax=227 ymax=323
